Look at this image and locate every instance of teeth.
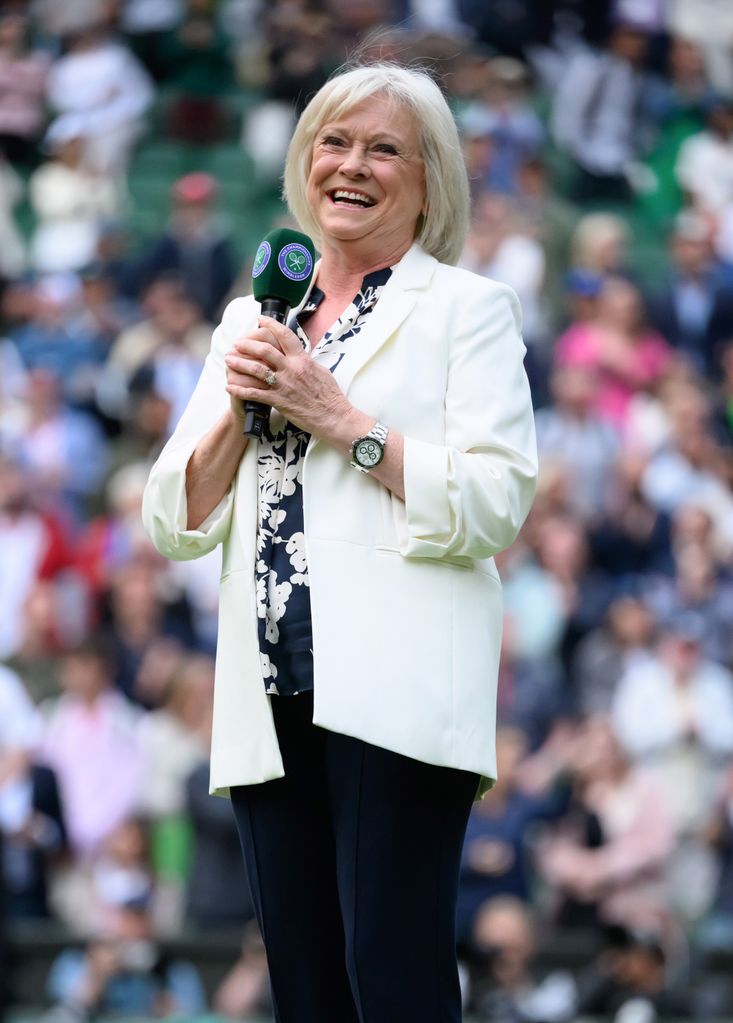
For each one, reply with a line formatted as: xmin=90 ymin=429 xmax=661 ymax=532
xmin=332 ymin=190 xmax=375 ymax=207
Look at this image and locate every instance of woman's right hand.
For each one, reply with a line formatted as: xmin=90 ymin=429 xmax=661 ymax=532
xmin=225 ymin=332 xmax=282 ymax=423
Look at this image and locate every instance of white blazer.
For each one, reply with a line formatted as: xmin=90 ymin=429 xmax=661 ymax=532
xmin=142 ymin=243 xmax=537 ymax=799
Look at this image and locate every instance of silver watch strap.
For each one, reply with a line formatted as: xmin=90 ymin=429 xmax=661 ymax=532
xmin=367 ymin=421 xmax=389 ymax=445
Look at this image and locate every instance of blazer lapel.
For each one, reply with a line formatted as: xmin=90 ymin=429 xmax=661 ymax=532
xmin=331 ymin=242 xmax=438 ymax=395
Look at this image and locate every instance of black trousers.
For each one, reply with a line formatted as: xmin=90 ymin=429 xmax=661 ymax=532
xmin=230 ymin=691 xmax=479 ymax=1023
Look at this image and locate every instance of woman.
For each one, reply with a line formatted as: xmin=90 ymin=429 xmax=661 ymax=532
xmin=554 ymin=276 xmax=670 ymax=433
xmin=537 ymin=716 xmax=674 ymax=930
xmin=143 ymin=64 xmax=537 ymax=1023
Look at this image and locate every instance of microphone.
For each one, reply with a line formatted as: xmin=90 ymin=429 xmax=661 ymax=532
xmin=242 ymin=227 xmax=316 ymax=438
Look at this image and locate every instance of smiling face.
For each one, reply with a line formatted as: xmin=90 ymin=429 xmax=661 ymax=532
xmin=306 ymin=94 xmax=426 ymax=264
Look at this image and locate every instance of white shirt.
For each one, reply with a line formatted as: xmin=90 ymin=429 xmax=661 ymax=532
xmin=676 ymin=130 xmax=733 ymax=213
xmin=552 ymin=49 xmax=641 ymax=174
xmin=0 ymin=664 xmax=42 ymax=752
xmin=46 ymin=41 xmax=153 ymax=137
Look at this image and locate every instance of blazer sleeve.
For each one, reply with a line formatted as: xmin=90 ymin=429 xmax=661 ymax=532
xmin=141 ymin=296 xmax=256 ymax=561
xmin=401 ymin=280 xmax=537 ymax=561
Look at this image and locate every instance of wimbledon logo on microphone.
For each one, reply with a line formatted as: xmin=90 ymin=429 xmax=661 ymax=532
xmin=252 ymin=240 xmax=271 ymax=278
xmin=278 ymin=243 xmax=313 ymax=282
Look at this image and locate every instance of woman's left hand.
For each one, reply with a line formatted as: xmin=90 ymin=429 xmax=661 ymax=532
xmin=224 ymin=315 xmax=352 ymax=438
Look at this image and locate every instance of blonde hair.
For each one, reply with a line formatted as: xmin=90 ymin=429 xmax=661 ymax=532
xmin=571 ymin=213 xmax=630 ymax=272
xmin=283 ymin=64 xmax=470 ymax=266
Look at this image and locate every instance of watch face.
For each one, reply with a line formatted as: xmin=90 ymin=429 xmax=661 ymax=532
xmin=355 ymin=437 xmax=383 ymax=468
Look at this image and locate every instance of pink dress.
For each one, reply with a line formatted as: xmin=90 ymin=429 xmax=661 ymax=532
xmin=555 ymin=322 xmax=670 ymax=431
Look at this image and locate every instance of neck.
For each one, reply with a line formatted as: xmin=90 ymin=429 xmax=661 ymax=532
xmin=316 ymin=238 xmax=412 ymax=298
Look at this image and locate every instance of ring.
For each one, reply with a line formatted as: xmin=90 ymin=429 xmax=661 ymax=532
xmin=264 ymin=370 xmax=277 ymax=387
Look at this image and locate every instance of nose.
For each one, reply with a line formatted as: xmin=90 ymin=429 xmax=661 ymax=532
xmin=339 ymin=142 xmax=370 ymax=177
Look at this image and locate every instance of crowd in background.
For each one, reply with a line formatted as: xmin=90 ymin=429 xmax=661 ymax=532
xmin=2 ymin=0 xmax=733 ymax=1019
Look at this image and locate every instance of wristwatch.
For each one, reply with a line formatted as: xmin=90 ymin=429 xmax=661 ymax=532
xmin=350 ymin=421 xmax=389 ymax=473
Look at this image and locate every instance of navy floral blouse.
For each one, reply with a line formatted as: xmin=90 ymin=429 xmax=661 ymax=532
xmin=255 ymin=266 xmax=392 ymax=695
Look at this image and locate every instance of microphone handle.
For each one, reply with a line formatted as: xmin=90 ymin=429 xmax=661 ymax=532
xmin=242 ymin=297 xmax=290 ymax=438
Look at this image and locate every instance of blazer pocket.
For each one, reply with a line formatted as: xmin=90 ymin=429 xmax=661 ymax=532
xmin=373 ymin=545 xmax=475 ymax=572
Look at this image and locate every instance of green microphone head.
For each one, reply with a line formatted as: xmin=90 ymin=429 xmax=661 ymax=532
xmin=251 ymin=228 xmax=316 ymax=309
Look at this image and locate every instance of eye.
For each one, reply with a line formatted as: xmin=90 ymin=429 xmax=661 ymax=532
xmin=321 ymin=135 xmax=345 ymax=148
xmin=373 ymin=142 xmax=398 ymax=155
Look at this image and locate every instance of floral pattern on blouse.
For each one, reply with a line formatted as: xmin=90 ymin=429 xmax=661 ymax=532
xmin=255 ymin=266 xmax=392 ymax=695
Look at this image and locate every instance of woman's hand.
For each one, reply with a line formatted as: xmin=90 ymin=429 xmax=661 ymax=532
xmin=224 ymin=314 xmax=406 ymax=501
xmin=224 ymin=316 xmax=352 ymax=438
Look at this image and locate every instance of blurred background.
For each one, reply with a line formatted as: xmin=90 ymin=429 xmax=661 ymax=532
xmin=2 ymin=0 xmax=733 ymax=1020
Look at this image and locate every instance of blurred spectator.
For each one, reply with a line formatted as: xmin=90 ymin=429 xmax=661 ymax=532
xmin=166 ymin=540 xmax=221 ymax=651
xmin=647 ymin=209 xmax=733 ymax=379
xmin=119 ymin=0 xmax=185 ymax=82
xmin=455 ymin=0 xmax=567 ymax=60
xmin=0 ymin=832 xmax=7 ymax=1014
xmin=0 ymin=455 xmax=72 ymax=661
xmin=0 ymin=663 xmax=66 ymax=920
xmin=538 ymin=717 xmax=675 ymax=931
xmin=533 ymin=513 xmax=613 ymax=670
xmin=0 ymin=157 xmax=26 ymax=280
xmin=184 ymin=713 xmax=253 ymax=927
xmin=160 ymin=0 xmax=235 ymax=144
xmin=2 ymin=581 xmax=65 ymax=705
xmin=641 ymin=503 xmax=733 ymax=666
xmin=136 ymin=653 xmax=213 ymax=928
xmin=40 ymin=639 xmax=143 ymax=858
xmin=76 ymin=462 xmax=159 ymax=598
xmin=459 ymin=105 xmax=495 ymax=204
xmin=570 ymin=212 xmax=631 ymax=280
xmin=644 ymin=34 xmax=717 ymax=129
xmin=0 ymin=7 xmax=51 ymax=167
xmin=105 ymin=378 xmax=171 ymax=470
xmin=30 ymin=0 xmax=116 ymax=38
xmin=101 ymin=275 xmax=211 ymax=432
xmin=535 ymin=364 xmax=621 ymax=523
xmin=555 ymin=276 xmax=671 ymax=434
xmin=0 ymin=664 xmax=43 ymax=764
xmin=667 ymin=0 xmax=733 ymax=98
xmin=560 ymin=269 xmax=603 ymax=333
xmin=464 ymin=895 xmax=576 ymax=1023
xmin=495 ymin=540 xmax=566 ymax=665
xmin=137 ymin=653 xmax=212 ymax=819
xmin=458 ymin=57 xmax=544 ymax=195
xmin=716 ymin=338 xmax=733 ymax=444
xmin=9 ymin=369 xmax=108 ymax=521
xmin=574 ymin=925 xmax=694 ymax=1021
xmin=611 ymin=616 xmax=733 ymax=836
xmin=675 ymin=93 xmax=733 ymax=215
xmin=184 ymin=764 xmax=253 ymax=927
xmin=698 ymin=763 xmax=733 ymax=953
xmin=28 ymin=123 xmax=121 ymax=274
xmin=514 ymin=156 xmax=579 ymax=335
xmin=97 ymin=560 xmax=194 ymax=703
xmin=75 ymin=264 xmax=141 ymax=356
xmin=460 ymin=194 xmax=546 ymax=346
xmin=589 ymin=451 xmax=673 ymax=579
xmin=551 ymin=19 xmax=654 ymax=201
xmin=90 ymin=218 xmax=139 ymax=300
xmin=45 ymin=25 xmax=153 ymax=177
xmin=128 ymin=175 xmax=238 ymax=322
xmin=496 ymin=610 xmax=568 ymax=752
xmin=638 ymin=33 xmax=718 ymax=224
xmin=0 ymin=333 xmax=27 ymax=417
xmin=9 ymin=274 xmax=104 ymax=406
xmin=571 ymin=595 xmax=656 ymax=716
xmin=640 ymin=380 xmax=733 ymax=554
xmin=457 ymin=727 xmax=566 ymax=943
xmin=46 ymin=817 xmax=205 ymax=1016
